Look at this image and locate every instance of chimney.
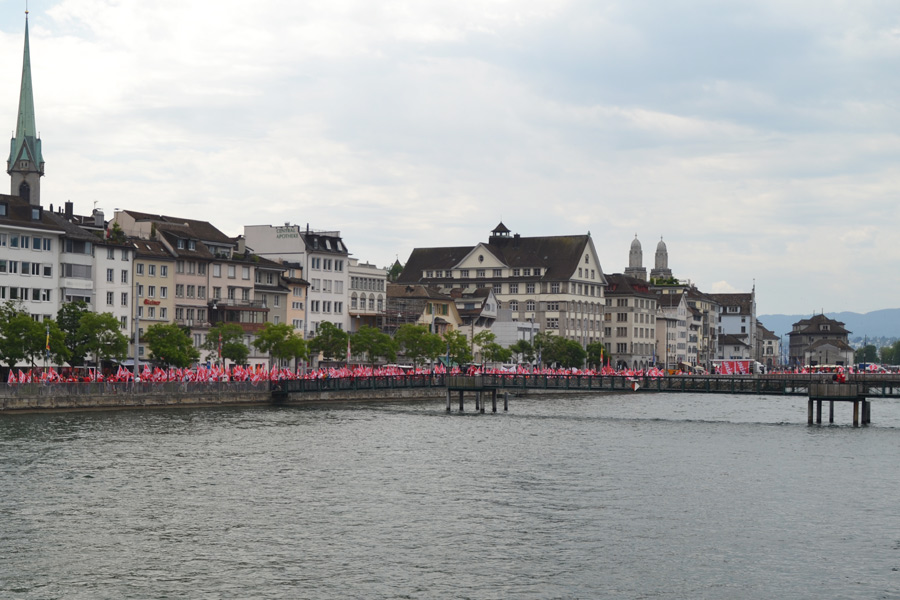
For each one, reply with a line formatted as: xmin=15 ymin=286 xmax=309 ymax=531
xmin=64 ymin=201 xmax=74 ymax=220
xmin=93 ymin=209 xmax=104 ymax=227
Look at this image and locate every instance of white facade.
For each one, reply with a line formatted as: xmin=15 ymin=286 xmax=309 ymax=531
xmin=244 ymin=224 xmax=351 ymax=337
xmin=0 ymin=220 xmax=61 ymax=320
xmin=94 ymin=243 xmax=133 ymax=332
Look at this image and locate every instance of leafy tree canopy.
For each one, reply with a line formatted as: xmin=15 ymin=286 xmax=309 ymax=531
xmin=395 ymin=324 xmax=444 ymax=367
xmin=77 ymin=312 xmax=129 ymax=367
xmin=309 ymin=321 xmax=350 ymax=362
xmin=143 ymin=323 xmax=199 ymax=368
xmin=252 ymin=322 xmax=308 ymax=365
xmin=350 ymin=325 xmax=397 ymax=365
xmin=203 ymin=323 xmax=249 ymax=365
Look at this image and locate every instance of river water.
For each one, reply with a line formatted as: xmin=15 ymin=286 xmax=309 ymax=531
xmin=2 ymin=392 xmax=899 ymax=599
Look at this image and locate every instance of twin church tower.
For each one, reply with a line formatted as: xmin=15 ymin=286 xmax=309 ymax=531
xmin=7 ymin=13 xmax=45 ymax=207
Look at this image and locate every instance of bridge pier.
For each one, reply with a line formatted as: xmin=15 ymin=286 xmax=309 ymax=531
xmin=809 ymin=383 xmax=869 ymax=427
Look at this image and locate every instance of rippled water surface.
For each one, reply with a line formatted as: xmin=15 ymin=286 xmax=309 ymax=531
xmin=2 ymin=393 xmax=899 ymax=599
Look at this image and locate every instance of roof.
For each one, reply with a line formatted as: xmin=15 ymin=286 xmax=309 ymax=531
xmin=605 ymin=273 xmax=656 ymax=297
xmin=8 ymin=17 xmax=42 ymax=169
xmin=709 ymin=292 xmax=753 ymax=315
xmin=121 ymin=210 xmax=234 ymax=245
xmin=790 ymin=313 xmax=851 ymax=336
xmin=44 ymin=211 xmax=102 ymax=242
xmin=806 ymin=338 xmax=853 ymax=352
xmin=0 ymin=194 xmax=62 ymax=233
xmin=398 ymin=232 xmax=603 ymax=283
xmin=387 ymin=283 xmax=453 ymax=301
xmin=131 ymin=239 xmax=174 ymax=259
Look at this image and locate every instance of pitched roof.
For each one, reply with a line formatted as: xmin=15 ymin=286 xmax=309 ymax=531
xmin=605 ymin=273 xmax=656 ymax=297
xmin=0 ymin=194 xmax=61 ymax=233
xmin=791 ymin=313 xmax=851 ymax=336
xmin=121 ymin=210 xmax=233 ymax=244
xmin=398 ymin=232 xmax=602 ymax=283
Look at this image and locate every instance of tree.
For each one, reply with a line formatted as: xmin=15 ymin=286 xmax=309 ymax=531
xmin=444 ymin=330 xmax=472 ymax=366
xmin=509 ymin=339 xmax=535 ymax=364
xmin=586 ymin=342 xmax=609 ymax=368
xmin=350 ymin=325 xmax=397 ymax=365
xmin=203 ymin=323 xmax=249 ymax=366
xmin=472 ymin=330 xmax=496 ymax=362
xmin=0 ymin=302 xmax=50 ymax=369
xmin=252 ymin=322 xmax=308 ymax=366
xmin=143 ymin=323 xmax=199 ymax=368
xmin=77 ymin=312 xmax=129 ymax=369
xmin=855 ymin=344 xmax=878 ymax=364
xmin=309 ymin=321 xmax=350 ymax=362
xmin=482 ymin=342 xmax=512 ymax=364
xmin=57 ymin=300 xmax=91 ymax=366
xmin=395 ymin=324 xmax=443 ymax=367
xmin=537 ymin=333 xmax=586 ymax=368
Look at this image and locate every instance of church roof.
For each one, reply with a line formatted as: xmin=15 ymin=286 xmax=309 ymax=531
xmin=8 ymin=15 xmax=43 ymax=169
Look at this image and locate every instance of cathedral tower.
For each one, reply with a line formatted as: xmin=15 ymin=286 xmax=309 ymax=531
xmin=624 ymin=235 xmax=647 ymax=281
xmin=8 ymin=12 xmax=44 ymax=206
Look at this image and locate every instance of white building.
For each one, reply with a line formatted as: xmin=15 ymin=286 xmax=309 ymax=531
xmin=244 ymin=224 xmax=351 ymax=337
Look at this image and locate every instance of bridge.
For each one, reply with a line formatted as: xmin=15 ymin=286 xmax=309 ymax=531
xmin=272 ymin=373 xmax=900 ymax=399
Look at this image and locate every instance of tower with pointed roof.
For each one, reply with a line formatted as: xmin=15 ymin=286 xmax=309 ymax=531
xmin=8 ymin=12 xmax=44 ymax=206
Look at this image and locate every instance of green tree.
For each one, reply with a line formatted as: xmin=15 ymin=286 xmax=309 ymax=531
xmin=482 ymin=342 xmax=512 ymax=364
xmin=444 ymin=330 xmax=472 ymax=366
xmin=309 ymin=321 xmax=351 ymax=362
xmin=538 ymin=334 xmax=587 ymax=368
xmin=855 ymin=344 xmax=878 ymax=364
xmin=472 ymin=330 xmax=496 ymax=362
xmin=252 ymin=322 xmax=308 ymax=366
xmin=77 ymin=312 xmax=129 ymax=369
xmin=533 ymin=332 xmax=555 ymax=366
xmin=586 ymin=341 xmax=608 ymax=368
xmin=143 ymin=323 xmax=199 ymax=368
xmin=509 ymin=339 xmax=535 ymax=364
xmin=57 ymin=300 xmax=91 ymax=366
xmin=350 ymin=325 xmax=397 ymax=365
xmin=395 ymin=324 xmax=443 ymax=367
xmin=203 ymin=323 xmax=249 ymax=366
xmin=0 ymin=302 xmax=67 ymax=368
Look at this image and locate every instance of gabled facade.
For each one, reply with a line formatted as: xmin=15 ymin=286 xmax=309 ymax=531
xmin=716 ymin=333 xmax=752 ymax=361
xmin=756 ymin=322 xmax=781 ymax=369
xmin=711 ymin=290 xmax=757 ymax=362
xmin=384 ymin=284 xmax=462 ymax=337
xmin=397 ymin=223 xmax=607 ymax=347
xmin=788 ymin=314 xmax=852 ymax=367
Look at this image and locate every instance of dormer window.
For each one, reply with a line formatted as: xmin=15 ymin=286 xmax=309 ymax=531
xmin=31 ymin=206 xmax=42 ymax=221
xmin=177 ymin=239 xmax=185 ymax=249
xmin=0 ymin=202 xmax=7 ymax=217
xmin=188 ymin=240 xmax=196 ymax=251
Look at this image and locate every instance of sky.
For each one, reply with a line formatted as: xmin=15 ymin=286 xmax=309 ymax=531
xmin=1 ymin=0 xmax=898 ymax=316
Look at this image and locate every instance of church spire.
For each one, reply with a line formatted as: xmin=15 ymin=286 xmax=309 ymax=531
xmin=8 ymin=10 xmax=44 ymax=206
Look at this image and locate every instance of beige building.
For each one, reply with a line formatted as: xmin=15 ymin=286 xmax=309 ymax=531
xmin=397 ymin=223 xmax=607 ymax=347
xmin=603 ymin=274 xmax=657 ymax=370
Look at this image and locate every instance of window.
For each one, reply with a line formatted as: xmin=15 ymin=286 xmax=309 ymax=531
xmin=228 ymin=265 xmax=236 ymax=278
xmin=0 ymin=234 xmax=5 ymax=247
xmin=188 ymin=240 xmax=196 ymax=251
xmin=148 ymin=306 xmax=156 ymax=319
xmin=242 ymin=266 xmax=250 ymax=280
xmin=148 ymin=285 xmax=156 ymax=298
xmin=160 ymin=286 xmax=168 ymax=298
xmin=241 ymin=288 xmax=250 ymax=301
xmin=160 ymin=265 xmax=168 ymax=277
xmin=160 ymin=307 xmax=168 ymax=319
xmin=137 ymin=284 xmax=144 ymax=297
xmin=526 ymin=300 xmax=535 ymax=311
xmin=213 ymin=286 xmax=221 ymax=299
xmin=335 ymin=260 xmax=343 ymax=272
xmin=213 ymin=264 xmax=221 ymax=277
xmin=492 ymin=284 xmax=502 ymax=294
xmin=106 ymin=291 xmax=114 ymax=305
xmin=148 ymin=264 xmax=156 ymax=276
xmin=334 ymin=301 xmax=342 ymax=314
xmin=227 ymin=287 xmax=235 ymax=300
xmin=121 ymin=270 xmax=128 ymax=284
xmin=175 ymin=284 xmax=184 ymax=297
xmin=42 ymin=265 xmax=51 ymax=277
xmin=106 ymin=268 xmax=114 ymax=282
xmin=187 ymin=285 xmax=195 ymax=298
xmin=121 ymin=248 xmax=128 ymax=260
xmin=493 ymin=269 xmax=502 ymax=277
xmin=547 ymin=302 xmax=559 ymax=311
xmin=509 ymin=283 xmax=518 ymax=294
xmin=107 ymin=247 xmax=115 ymax=259
xmin=547 ymin=318 xmax=558 ymax=329
xmin=551 ymin=282 xmax=560 ymax=293
xmin=476 ymin=269 xmax=485 ymax=278
xmin=534 ymin=268 xmax=541 ymax=276
xmin=274 ymin=295 xmax=280 ymax=307
xmin=136 ymin=263 xmax=145 ymax=275
xmin=523 ymin=268 xmax=531 ymax=276
xmin=526 ymin=283 xmax=535 ymax=294
xmin=121 ymin=292 xmax=128 ymax=306
xmin=198 ymin=263 xmax=206 ymax=275
xmin=176 ymin=260 xmax=185 ymax=273
xmin=460 ymin=269 xmax=469 ymax=278
xmin=21 ymin=236 xmax=30 ymax=249
xmin=324 ymin=259 xmax=332 ymax=271
xmin=198 ymin=285 xmax=206 ymax=299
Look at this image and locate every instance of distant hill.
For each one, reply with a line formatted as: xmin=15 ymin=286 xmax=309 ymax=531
xmin=758 ymin=309 xmax=900 ymax=340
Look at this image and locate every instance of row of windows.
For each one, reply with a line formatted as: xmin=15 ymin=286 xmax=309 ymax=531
xmin=309 ymin=279 xmax=343 ymax=293
xmin=452 ymin=281 xmax=601 ymax=297
xmin=350 ymin=296 xmax=384 ymax=311
xmin=105 ymin=292 xmax=130 ymax=306
xmin=105 ymin=247 xmax=131 ymax=261
xmin=0 ymin=286 xmax=52 ymax=301
xmin=308 ymin=300 xmax=343 ymax=314
xmin=310 ymin=257 xmax=345 ymax=272
xmin=136 ymin=284 xmax=168 ymax=299
xmin=0 ymin=233 xmax=53 ymax=251
xmin=106 ymin=268 xmax=130 ymax=284
xmin=136 ymin=263 xmax=169 ymax=277
xmin=350 ymin=276 xmax=384 ymax=291
xmin=0 ymin=260 xmax=53 ymax=277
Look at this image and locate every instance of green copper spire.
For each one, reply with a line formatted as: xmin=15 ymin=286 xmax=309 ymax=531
xmin=9 ymin=13 xmax=43 ymax=173
xmin=8 ymin=12 xmax=44 ymax=205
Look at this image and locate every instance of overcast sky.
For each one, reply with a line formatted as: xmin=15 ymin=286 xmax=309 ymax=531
xmin=2 ymin=0 xmax=898 ymax=316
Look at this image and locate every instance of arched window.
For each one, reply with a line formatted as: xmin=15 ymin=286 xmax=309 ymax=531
xmin=18 ymin=181 xmax=30 ymax=203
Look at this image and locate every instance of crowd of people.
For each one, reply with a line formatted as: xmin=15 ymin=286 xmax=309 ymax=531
xmin=6 ymin=362 xmax=670 ymax=384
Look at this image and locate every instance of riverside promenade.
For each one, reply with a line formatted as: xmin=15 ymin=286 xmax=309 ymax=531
xmin=4 ymin=373 xmax=900 ymax=413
